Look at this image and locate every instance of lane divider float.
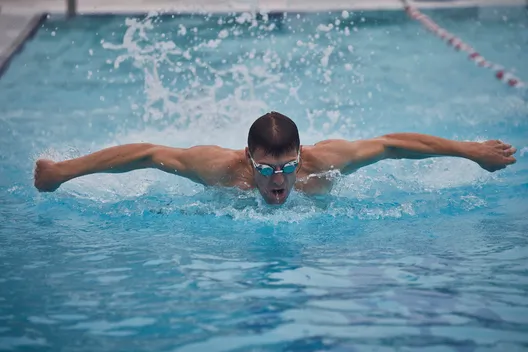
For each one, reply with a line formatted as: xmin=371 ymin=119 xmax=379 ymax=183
xmin=401 ymin=0 xmax=525 ymax=88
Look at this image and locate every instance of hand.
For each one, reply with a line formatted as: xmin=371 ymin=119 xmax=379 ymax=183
xmin=472 ymin=140 xmax=517 ymax=172
xmin=34 ymin=159 xmax=64 ymax=192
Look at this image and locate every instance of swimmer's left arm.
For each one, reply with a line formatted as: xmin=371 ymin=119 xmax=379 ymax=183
xmin=324 ymin=133 xmax=517 ymax=173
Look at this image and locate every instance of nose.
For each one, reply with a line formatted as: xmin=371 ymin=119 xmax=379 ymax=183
xmin=270 ymin=171 xmax=285 ymax=186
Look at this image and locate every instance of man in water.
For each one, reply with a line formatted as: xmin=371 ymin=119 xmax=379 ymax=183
xmin=34 ymin=111 xmax=517 ymax=205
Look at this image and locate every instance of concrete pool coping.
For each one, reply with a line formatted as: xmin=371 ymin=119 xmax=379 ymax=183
xmin=0 ymin=0 xmax=526 ymax=14
xmin=0 ymin=0 xmax=526 ymax=77
xmin=0 ymin=12 xmax=46 ymax=77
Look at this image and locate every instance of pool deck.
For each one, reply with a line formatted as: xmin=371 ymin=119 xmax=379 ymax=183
xmin=0 ymin=0 xmax=526 ymax=14
xmin=0 ymin=0 xmax=526 ymax=76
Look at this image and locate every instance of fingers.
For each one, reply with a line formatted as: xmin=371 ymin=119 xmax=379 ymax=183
xmin=491 ymin=140 xmax=510 ymax=148
xmin=503 ymin=147 xmax=517 ymax=156
xmin=490 ymin=140 xmax=514 ymax=150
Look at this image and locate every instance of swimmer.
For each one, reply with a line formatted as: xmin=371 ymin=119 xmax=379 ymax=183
xmin=34 ymin=111 xmax=517 ymax=205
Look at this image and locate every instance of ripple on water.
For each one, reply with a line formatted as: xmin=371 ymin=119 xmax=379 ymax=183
xmin=0 ymin=337 xmax=48 ymax=350
xmin=67 ymin=317 xmax=157 ymax=335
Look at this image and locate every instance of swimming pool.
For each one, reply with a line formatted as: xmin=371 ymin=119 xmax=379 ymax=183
xmin=1 ymin=5 xmax=527 ymax=351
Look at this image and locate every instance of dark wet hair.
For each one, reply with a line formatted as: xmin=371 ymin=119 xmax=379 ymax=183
xmin=248 ymin=112 xmax=300 ymax=156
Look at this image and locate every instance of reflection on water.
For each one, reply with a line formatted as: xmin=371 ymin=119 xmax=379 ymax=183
xmin=1 ymin=204 xmax=527 ymax=351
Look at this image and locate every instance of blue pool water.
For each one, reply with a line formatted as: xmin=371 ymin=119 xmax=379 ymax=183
xmin=1 ymin=6 xmax=528 ymax=351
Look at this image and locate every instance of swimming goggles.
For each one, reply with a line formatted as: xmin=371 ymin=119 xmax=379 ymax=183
xmin=249 ymin=152 xmax=300 ymax=177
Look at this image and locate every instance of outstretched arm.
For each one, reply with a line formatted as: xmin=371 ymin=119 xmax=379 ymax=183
xmin=34 ymin=143 xmax=226 ymax=192
xmin=317 ymin=133 xmax=517 ymax=174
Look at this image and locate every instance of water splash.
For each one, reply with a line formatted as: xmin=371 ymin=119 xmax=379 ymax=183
xmin=28 ymin=11 xmax=522 ymax=222
xmin=101 ymin=12 xmax=280 ymax=130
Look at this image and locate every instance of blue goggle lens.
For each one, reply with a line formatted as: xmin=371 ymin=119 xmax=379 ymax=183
xmin=258 ymin=166 xmax=274 ymax=176
xmin=282 ymin=163 xmax=297 ymax=174
xmin=257 ymin=162 xmax=297 ymax=176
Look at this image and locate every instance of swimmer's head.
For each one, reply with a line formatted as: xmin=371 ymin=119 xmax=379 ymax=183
xmin=246 ymin=112 xmax=301 ymax=205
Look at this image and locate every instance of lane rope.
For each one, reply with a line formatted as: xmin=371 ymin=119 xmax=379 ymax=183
xmin=401 ymin=0 xmax=525 ymax=88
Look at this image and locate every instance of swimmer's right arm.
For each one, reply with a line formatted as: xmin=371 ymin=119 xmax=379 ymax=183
xmin=34 ymin=143 xmax=218 ymax=192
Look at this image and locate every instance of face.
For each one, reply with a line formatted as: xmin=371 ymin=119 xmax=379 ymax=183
xmin=246 ymin=147 xmax=300 ymax=205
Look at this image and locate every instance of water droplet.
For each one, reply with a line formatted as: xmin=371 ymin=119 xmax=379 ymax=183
xmin=178 ymin=24 xmax=187 ymax=36
xmin=218 ymin=29 xmax=229 ymax=39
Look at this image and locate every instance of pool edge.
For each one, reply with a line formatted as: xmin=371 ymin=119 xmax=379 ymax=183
xmin=0 ymin=13 xmax=47 ymax=79
xmin=1 ymin=0 xmax=526 ymax=16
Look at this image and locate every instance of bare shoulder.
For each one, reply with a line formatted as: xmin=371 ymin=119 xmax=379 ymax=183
xmin=151 ymin=144 xmax=245 ymax=186
xmin=185 ymin=145 xmax=238 ymax=159
xmin=303 ymin=138 xmax=384 ymax=174
xmin=301 ymin=140 xmax=341 ymax=174
xmin=313 ymin=138 xmax=362 ymax=151
xmin=302 ymin=139 xmax=355 ymax=170
xmin=152 ymin=144 xmax=237 ymax=166
xmin=182 ymin=145 xmax=241 ymax=168
xmin=185 ymin=146 xmax=246 ymax=185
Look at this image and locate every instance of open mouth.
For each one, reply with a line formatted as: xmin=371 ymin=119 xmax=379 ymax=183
xmin=271 ymin=189 xmax=285 ymax=197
